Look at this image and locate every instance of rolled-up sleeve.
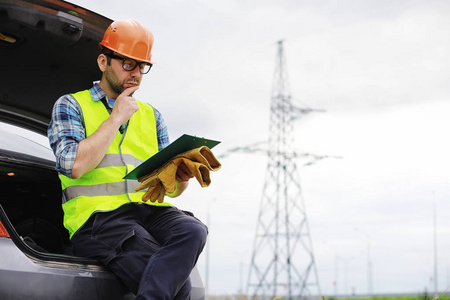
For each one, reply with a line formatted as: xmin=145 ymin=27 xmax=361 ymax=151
xmin=154 ymin=107 xmax=170 ymax=151
xmin=47 ymin=95 xmax=85 ymax=178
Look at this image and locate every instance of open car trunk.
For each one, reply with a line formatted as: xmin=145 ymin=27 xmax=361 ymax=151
xmin=0 ymin=145 xmax=100 ymax=265
xmin=0 ymin=149 xmax=72 ymax=255
xmin=0 ymin=0 xmax=109 ymax=135
xmin=0 ymin=0 xmax=111 ymax=261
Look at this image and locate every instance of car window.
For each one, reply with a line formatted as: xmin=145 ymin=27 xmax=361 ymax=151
xmin=0 ymin=123 xmax=55 ymax=162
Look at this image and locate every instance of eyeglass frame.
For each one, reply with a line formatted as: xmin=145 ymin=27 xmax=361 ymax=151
xmin=105 ymin=53 xmax=153 ymax=74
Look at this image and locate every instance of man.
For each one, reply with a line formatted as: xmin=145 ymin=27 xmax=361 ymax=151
xmin=48 ymin=19 xmax=208 ymax=299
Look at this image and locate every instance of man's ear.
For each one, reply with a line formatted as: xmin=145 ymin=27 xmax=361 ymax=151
xmin=98 ymin=54 xmax=108 ymax=72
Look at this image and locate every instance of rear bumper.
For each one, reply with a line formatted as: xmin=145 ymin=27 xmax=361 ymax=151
xmin=0 ymin=237 xmax=130 ymax=300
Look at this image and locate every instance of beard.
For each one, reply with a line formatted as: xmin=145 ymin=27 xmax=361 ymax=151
xmin=104 ymin=66 xmax=139 ymax=96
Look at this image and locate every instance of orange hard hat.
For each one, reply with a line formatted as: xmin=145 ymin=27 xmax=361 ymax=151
xmin=99 ymin=19 xmax=154 ymax=63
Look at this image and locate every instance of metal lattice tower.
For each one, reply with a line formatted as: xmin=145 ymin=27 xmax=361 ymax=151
xmin=246 ymin=40 xmax=321 ymax=299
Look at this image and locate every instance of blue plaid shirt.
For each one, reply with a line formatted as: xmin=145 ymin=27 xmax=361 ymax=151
xmin=48 ymin=82 xmax=170 ymax=178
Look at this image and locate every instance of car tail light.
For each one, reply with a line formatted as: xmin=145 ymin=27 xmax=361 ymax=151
xmin=0 ymin=221 xmax=10 ymax=238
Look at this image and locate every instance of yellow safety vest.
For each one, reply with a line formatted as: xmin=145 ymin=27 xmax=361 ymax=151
xmin=60 ymin=90 xmax=172 ymax=238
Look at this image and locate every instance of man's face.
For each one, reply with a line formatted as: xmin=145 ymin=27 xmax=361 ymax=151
xmin=104 ymin=55 xmax=143 ymax=97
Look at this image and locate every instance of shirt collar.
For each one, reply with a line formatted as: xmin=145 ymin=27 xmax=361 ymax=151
xmin=88 ymin=81 xmax=107 ymax=102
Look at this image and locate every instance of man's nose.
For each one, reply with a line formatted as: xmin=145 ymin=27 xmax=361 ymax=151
xmin=130 ymin=65 xmax=141 ymax=77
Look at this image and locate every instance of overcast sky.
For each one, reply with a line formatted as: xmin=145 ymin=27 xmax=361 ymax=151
xmin=66 ymin=0 xmax=450 ymax=296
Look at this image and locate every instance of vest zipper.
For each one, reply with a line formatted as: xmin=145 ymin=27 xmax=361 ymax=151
xmin=119 ymin=123 xmax=133 ymax=202
xmin=101 ymin=96 xmax=132 ymax=202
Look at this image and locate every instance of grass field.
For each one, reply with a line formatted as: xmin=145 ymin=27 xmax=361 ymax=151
xmin=331 ymin=296 xmax=450 ymax=300
xmin=205 ymin=295 xmax=450 ymax=300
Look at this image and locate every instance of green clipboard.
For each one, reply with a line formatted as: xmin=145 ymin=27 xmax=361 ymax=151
xmin=123 ymin=134 xmax=221 ymax=180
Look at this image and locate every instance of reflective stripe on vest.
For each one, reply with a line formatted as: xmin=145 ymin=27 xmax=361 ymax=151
xmin=96 ymin=153 xmax=144 ymax=168
xmin=59 ymin=90 xmax=172 ymax=238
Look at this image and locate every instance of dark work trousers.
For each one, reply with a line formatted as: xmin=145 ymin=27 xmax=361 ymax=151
xmin=71 ymin=203 xmax=208 ymax=300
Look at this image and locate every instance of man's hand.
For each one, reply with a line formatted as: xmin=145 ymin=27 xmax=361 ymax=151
xmin=176 ymin=161 xmax=194 ymax=182
xmin=110 ymin=86 xmax=140 ymax=125
xmin=164 ymin=162 xmax=193 ymax=199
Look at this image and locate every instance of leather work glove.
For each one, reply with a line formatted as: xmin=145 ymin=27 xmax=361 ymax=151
xmin=136 ymin=174 xmax=166 ymax=203
xmin=136 ymin=146 xmax=221 ymax=203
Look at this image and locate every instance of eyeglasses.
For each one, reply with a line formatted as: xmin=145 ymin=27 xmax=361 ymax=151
xmin=106 ymin=53 xmax=153 ymax=74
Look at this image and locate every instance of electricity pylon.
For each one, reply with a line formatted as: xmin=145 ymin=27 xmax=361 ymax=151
xmin=246 ymin=40 xmax=321 ymax=299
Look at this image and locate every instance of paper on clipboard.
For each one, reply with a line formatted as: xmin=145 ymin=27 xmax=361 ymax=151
xmin=123 ymin=134 xmax=221 ymax=180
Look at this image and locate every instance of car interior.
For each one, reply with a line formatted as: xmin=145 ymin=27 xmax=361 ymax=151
xmin=0 ymin=149 xmax=69 ymax=254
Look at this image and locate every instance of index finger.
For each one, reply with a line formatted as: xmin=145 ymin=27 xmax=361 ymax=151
xmin=121 ymin=85 xmax=139 ymax=97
